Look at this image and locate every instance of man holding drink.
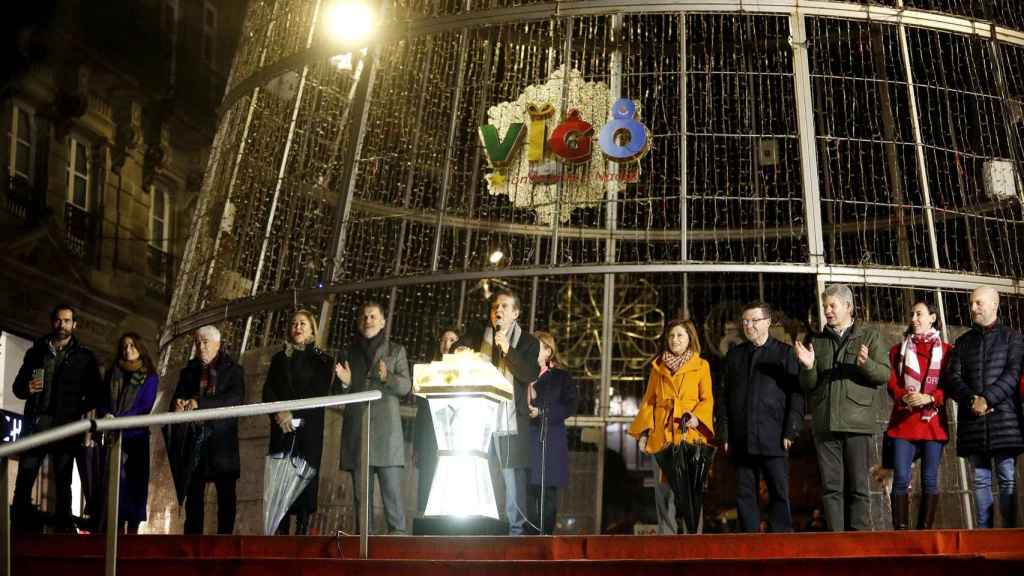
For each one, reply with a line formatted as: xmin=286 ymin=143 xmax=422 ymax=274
xmin=12 ymin=304 xmax=105 ymax=532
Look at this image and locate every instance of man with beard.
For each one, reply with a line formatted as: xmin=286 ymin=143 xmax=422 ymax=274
xmin=944 ymin=286 xmax=1024 ymax=528
xmin=12 ymin=304 xmax=105 ymax=531
xmin=336 ymin=301 xmax=411 ymax=534
xmin=456 ymin=290 xmax=540 ymax=535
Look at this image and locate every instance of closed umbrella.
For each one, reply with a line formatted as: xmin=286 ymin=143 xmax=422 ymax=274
xmin=655 ymin=441 xmax=716 ymax=534
xmin=162 ymin=422 xmax=210 ymax=506
xmin=263 ymin=434 xmax=317 ymax=535
xmin=76 ymin=433 xmax=108 ymax=532
xmin=683 ymin=442 xmax=717 ymax=533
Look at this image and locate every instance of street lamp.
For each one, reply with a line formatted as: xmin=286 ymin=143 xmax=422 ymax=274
xmin=324 ymin=1 xmax=376 ymax=47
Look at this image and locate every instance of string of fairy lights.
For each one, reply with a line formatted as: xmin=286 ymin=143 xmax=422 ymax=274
xmin=168 ymin=0 xmax=1024 ymax=384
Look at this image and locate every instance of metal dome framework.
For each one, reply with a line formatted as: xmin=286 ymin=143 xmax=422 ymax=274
xmin=162 ymin=0 xmax=1024 ymax=531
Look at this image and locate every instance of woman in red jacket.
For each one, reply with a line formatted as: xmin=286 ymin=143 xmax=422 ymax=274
xmin=886 ymin=301 xmax=951 ymax=530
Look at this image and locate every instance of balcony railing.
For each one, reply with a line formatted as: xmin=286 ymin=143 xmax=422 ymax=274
xmin=64 ymin=202 xmax=97 ymax=262
xmin=146 ymin=245 xmax=175 ymax=303
xmin=4 ymin=176 xmax=44 ymax=223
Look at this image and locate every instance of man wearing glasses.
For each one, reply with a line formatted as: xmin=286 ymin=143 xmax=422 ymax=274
xmin=720 ymin=302 xmax=804 ymax=532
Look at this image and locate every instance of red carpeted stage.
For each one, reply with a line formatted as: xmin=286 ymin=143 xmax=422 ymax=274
xmin=12 ymin=530 xmax=1024 ymax=575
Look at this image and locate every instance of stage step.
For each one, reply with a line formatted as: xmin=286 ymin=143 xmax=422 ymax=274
xmin=12 ymin=530 xmax=1024 ymax=575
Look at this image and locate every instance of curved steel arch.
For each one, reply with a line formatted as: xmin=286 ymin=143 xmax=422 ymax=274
xmin=217 ymin=0 xmax=1024 ymax=116
xmin=158 ymin=262 xmax=1023 ymax=350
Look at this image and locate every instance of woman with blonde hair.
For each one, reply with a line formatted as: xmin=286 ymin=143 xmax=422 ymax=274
xmin=262 ymin=309 xmax=335 ymax=534
xmin=526 ymin=331 xmax=578 ymax=534
xmin=628 ymin=319 xmax=715 ymax=534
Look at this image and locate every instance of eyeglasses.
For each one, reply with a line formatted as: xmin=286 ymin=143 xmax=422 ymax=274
xmin=741 ymin=318 xmax=769 ymax=326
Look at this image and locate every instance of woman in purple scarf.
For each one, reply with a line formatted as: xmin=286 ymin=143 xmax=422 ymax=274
xmin=104 ymin=333 xmax=159 ymax=533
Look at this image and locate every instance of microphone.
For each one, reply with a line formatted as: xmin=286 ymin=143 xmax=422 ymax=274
xmin=492 ymin=318 xmax=505 ymax=360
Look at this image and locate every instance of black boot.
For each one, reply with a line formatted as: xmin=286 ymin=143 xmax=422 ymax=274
xmin=890 ymin=494 xmax=910 ymax=530
xmin=998 ymin=492 xmax=1017 ymax=528
xmin=295 ymin=512 xmax=309 ymax=535
xmin=917 ymin=494 xmax=939 ymax=529
xmin=276 ymin=514 xmax=291 ymax=535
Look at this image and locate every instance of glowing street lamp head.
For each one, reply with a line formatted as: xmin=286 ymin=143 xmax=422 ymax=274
xmin=325 ymin=1 xmax=376 ymax=47
xmin=488 ymin=249 xmax=504 ymax=265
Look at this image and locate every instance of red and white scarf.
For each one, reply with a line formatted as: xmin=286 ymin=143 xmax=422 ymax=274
xmin=662 ymin=350 xmax=692 ymax=375
xmin=898 ymin=329 xmax=943 ymax=422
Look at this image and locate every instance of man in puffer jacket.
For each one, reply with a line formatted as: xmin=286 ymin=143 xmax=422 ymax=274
xmin=944 ymin=286 xmax=1024 ymax=528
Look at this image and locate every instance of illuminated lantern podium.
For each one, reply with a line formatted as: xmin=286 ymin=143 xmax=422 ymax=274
xmin=412 ymin=350 xmax=514 ymax=534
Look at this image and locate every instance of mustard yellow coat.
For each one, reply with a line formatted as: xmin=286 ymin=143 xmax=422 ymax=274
xmin=628 ymin=354 xmax=715 ymax=453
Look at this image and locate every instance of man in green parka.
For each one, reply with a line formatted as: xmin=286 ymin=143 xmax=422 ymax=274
xmin=794 ymin=284 xmax=890 ymax=531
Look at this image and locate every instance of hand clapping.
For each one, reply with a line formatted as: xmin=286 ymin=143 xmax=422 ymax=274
xmin=856 ymin=344 xmax=870 ymax=367
xmin=335 ymin=361 xmax=351 ymax=386
xmin=794 ymin=341 xmax=815 ymax=369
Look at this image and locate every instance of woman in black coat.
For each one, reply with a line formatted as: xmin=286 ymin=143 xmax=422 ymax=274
xmin=527 ymin=331 xmax=578 ymax=534
xmin=262 ymin=310 xmax=336 ymax=535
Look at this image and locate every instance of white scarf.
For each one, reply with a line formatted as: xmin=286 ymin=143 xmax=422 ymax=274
xmin=481 ymin=322 xmax=522 ymax=385
xmin=898 ymin=329 xmax=943 ymax=422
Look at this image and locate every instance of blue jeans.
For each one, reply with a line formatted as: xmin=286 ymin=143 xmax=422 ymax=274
xmin=891 ymin=438 xmax=943 ymax=495
xmin=969 ymin=452 xmax=1017 ymax=528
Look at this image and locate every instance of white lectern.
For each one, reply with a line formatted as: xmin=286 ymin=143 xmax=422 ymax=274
xmin=413 ymin=350 xmax=513 ymax=519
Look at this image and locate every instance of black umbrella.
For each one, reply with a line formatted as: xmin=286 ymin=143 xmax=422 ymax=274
xmin=75 ymin=437 xmax=109 ymax=532
xmin=683 ymin=442 xmax=717 ymax=533
xmin=654 ymin=445 xmax=689 ymax=533
xmin=161 ymin=422 xmax=210 ymax=506
xmin=655 ymin=441 xmax=716 ymax=534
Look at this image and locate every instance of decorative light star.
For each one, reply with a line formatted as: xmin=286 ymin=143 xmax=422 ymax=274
xmin=548 ymin=278 xmax=664 ymax=377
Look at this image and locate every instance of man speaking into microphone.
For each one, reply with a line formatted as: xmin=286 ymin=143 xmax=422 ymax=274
xmin=456 ymin=290 xmax=540 ymax=535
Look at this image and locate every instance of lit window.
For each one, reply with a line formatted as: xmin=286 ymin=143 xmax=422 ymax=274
xmin=202 ymin=1 xmax=217 ymax=67
xmin=9 ymin=104 xmax=33 ymax=180
xmin=162 ymin=0 xmax=180 ymax=80
xmin=66 ymin=137 xmax=90 ymax=210
xmin=150 ymin=185 xmax=169 ymax=251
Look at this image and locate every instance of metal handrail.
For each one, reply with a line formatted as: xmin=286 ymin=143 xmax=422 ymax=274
xmin=0 ymin=390 xmax=381 ymax=576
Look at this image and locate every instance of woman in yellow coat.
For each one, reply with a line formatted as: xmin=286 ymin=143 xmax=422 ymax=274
xmin=629 ymin=319 xmax=715 ymax=533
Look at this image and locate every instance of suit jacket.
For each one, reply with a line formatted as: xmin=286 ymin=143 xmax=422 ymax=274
xmin=721 ymin=337 xmax=804 ymax=457
xmin=338 ymin=338 xmax=411 ymax=469
xmin=457 ymin=322 xmax=540 ymax=469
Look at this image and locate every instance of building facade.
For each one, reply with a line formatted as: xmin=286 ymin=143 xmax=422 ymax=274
xmin=0 ymin=0 xmax=246 ymax=360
